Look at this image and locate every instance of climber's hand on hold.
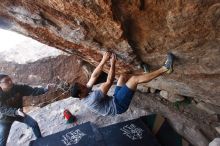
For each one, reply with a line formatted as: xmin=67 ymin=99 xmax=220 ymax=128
xmin=102 ymin=52 xmax=111 ymax=63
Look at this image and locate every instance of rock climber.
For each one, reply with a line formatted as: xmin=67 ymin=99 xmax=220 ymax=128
xmin=70 ymin=51 xmax=174 ymax=116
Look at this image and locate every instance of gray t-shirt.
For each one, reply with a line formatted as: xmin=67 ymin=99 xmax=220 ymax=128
xmin=81 ymin=90 xmax=117 ymax=116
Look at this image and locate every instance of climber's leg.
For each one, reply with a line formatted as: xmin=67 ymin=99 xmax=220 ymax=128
xmin=114 ymin=53 xmax=174 ymax=114
xmin=117 ymin=74 xmax=130 ymax=87
xmin=125 ymin=53 xmax=174 ymax=90
xmin=113 ymin=74 xmax=130 ymax=97
xmin=125 ymin=67 xmax=167 ymax=90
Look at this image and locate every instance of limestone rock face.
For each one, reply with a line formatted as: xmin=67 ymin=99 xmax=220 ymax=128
xmin=0 ymin=0 xmax=219 ymax=106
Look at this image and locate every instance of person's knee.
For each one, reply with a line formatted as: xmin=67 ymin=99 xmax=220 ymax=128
xmin=125 ymin=76 xmax=138 ymax=90
xmin=120 ymin=74 xmax=126 ymax=78
xmin=128 ymin=76 xmax=138 ymax=84
xmin=118 ymin=74 xmax=125 ymax=81
xmin=121 ymin=74 xmax=132 ymax=80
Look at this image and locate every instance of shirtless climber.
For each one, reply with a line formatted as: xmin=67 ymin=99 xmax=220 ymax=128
xmin=70 ymin=51 xmax=174 ymax=116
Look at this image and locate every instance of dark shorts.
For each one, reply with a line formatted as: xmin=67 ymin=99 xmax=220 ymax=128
xmin=113 ymin=85 xmax=135 ymax=114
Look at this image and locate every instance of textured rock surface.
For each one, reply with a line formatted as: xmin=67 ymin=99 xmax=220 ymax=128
xmin=0 ymin=0 xmax=220 ymax=145
xmin=160 ymin=90 xmax=185 ymax=102
xmin=196 ymin=102 xmax=220 ymax=115
xmin=0 ymin=0 xmax=219 ymax=106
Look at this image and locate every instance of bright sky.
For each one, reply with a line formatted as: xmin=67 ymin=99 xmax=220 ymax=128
xmin=0 ymin=28 xmax=26 ymax=49
xmin=0 ymin=28 xmax=65 ymax=64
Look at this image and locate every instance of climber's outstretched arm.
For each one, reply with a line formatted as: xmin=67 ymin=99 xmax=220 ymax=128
xmin=99 ymin=54 xmax=116 ymax=95
xmin=86 ymin=52 xmax=111 ymax=88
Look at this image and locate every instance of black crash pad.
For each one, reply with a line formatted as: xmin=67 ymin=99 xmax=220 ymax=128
xmin=99 ymin=118 xmax=161 ymax=146
xmin=31 ymin=122 xmax=101 ymax=146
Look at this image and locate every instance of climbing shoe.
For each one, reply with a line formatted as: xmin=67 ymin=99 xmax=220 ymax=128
xmin=163 ymin=53 xmax=174 ymax=74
